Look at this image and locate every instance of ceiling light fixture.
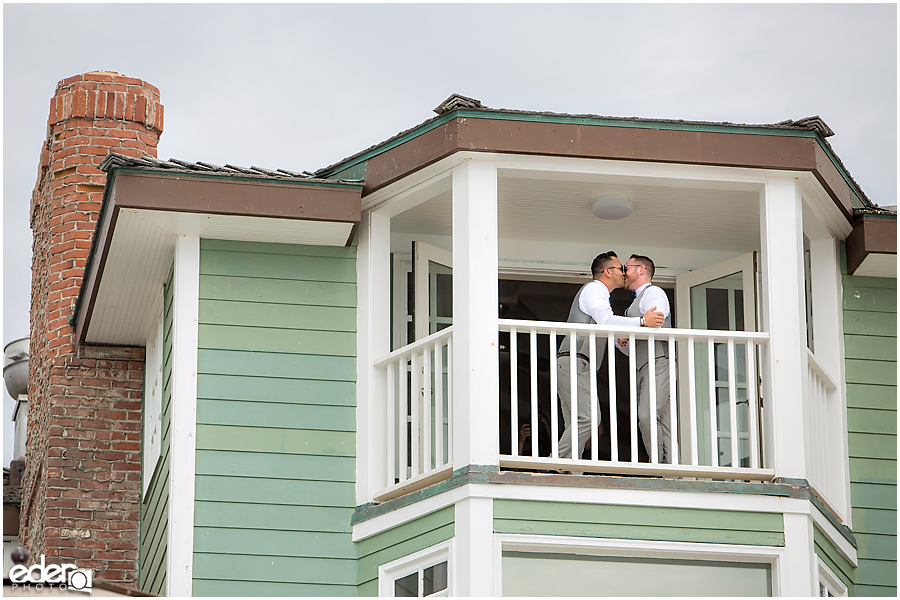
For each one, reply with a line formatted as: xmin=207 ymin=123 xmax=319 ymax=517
xmin=592 ymin=195 xmax=633 ymax=220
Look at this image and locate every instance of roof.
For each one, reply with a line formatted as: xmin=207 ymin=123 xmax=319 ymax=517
xmin=314 ymin=93 xmax=876 ymax=208
xmin=100 ymin=153 xmax=362 ymax=185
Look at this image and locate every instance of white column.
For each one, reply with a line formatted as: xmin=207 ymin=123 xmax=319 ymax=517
xmin=168 ymin=234 xmax=200 ymax=597
xmin=357 ymin=210 xmax=392 ymax=501
xmin=453 ymin=497 xmax=495 ymax=596
xmin=451 ymin=159 xmax=499 ymax=468
xmin=759 ymin=178 xmax=808 ymax=479
xmin=780 ymin=513 xmax=817 ymax=596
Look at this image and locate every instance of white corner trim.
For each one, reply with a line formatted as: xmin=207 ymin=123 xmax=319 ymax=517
xmin=167 ymin=234 xmax=200 ymax=597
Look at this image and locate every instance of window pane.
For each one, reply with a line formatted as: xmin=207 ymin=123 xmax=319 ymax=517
xmin=424 ymin=561 xmax=448 ymax=595
xmin=395 ymin=572 xmax=418 ymax=597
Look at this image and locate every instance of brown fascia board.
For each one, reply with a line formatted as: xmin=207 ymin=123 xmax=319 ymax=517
xmin=73 ymin=170 xmax=362 ymax=349
xmin=358 ymin=116 xmax=857 ymax=223
xmin=845 ymin=214 xmax=898 ymax=275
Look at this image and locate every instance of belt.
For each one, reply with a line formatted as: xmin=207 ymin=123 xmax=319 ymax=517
xmin=557 ymin=352 xmax=589 ymax=361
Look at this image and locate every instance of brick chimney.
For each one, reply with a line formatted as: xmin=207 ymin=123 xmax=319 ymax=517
xmin=24 ymin=72 xmax=163 ymax=585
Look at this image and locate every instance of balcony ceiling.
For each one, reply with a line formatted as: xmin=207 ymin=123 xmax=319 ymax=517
xmin=390 ymin=173 xmax=761 ymax=252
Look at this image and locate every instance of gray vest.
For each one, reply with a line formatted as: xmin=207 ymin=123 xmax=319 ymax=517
xmin=558 ymin=282 xmax=606 ymax=368
xmin=626 ymin=285 xmax=671 ymax=368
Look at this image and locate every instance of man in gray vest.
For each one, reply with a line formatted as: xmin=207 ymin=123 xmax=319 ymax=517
xmin=618 ymin=254 xmax=672 ymax=463
xmin=557 ymin=251 xmax=665 ymax=464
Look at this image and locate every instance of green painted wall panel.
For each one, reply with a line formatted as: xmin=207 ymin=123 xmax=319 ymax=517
xmin=844 ymin=359 xmax=896 ymax=385
xmin=852 ymin=508 xmax=898 ymax=535
xmin=198 ymin=348 xmax=356 ymax=381
xmin=846 ymin=383 xmax=898 ymax=410
xmin=196 ymin=399 xmax=356 ymax=432
xmin=196 ymin=424 xmax=355 ymax=457
xmin=193 ymin=552 xmax=357 ymax=585
xmin=193 ymin=501 xmax=352 ymax=534
xmin=201 ymin=238 xmax=358 ymax=259
xmin=847 ymin=409 xmax=898 ymax=435
xmin=193 ymin=240 xmax=358 ymax=596
xmin=200 ymin=274 xmax=357 ymax=307
xmin=197 ymin=374 xmax=355 ymax=407
xmin=842 ymin=311 xmax=897 ymax=337
xmin=199 ymin=299 xmax=356 ymax=332
xmin=844 ymin=334 xmax=897 ymax=361
xmin=842 ymin=285 xmax=898 ymax=313
xmin=194 ymin=527 xmax=356 ymax=559
xmin=198 ymin=324 xmax=357 ymax=357
xmin=851 ymin=483 xmax=897 ymax=510
xmin=194 ymin=579 xmax=358 ymax=597
xmin=356 ymin=506 xmax=455 ymax=593
xmin=848 ymin=458 xmax=898 ymax=484
xmin=814 ymin=527 xmax=855 ymax=591
xmin=857 ymin=558 xmax=898 ymax=586
xmin=842 ymin=259 xmax=896 ymax=596
xmin=200 ymin=249 xmax=356 ymax=283
xmin=849 ymin=433 xmax=898 ymax=460
xmin=195 ymin=449 xmax=355 ymax=482
xmin=195 ymin=475 xmax=354 ymax=507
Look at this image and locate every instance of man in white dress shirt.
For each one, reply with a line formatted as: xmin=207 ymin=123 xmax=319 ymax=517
xmin=618 ymin=254 xmax=672 ymax=463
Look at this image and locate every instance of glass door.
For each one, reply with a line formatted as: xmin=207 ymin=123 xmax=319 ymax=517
xmin=675 ymin=253 xmax=758 ymax=468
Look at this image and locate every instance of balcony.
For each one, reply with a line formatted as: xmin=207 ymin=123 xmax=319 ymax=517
xmin=372 ymin=319 xmax=774 ymax=502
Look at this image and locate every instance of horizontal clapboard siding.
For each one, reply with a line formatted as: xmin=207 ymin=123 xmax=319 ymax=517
xmin=193 ymin=239 xmax=357 ymax=596
xmin=356 ymin=506 xmax=456 ymax=596
xmin=493 ymin=500 xmax=784 ymax=547
xmin=139 ymin=270 xmax=172 ymax=595
xmin=842 ymin=259 xmax=897 ymax=597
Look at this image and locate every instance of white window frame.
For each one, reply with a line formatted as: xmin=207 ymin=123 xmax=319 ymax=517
xmin=816 ymin=556 xmax=848 ymax=597
xmin=379 ymin=540 xmax=452 ymax=597
xmin=495 ymin=534 xmax=784 ymax=596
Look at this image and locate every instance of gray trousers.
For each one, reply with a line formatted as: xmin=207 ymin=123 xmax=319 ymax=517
xmin=557 ymin=357 xmax=599 ymax=461
xmin=637 ymin=357 xmax=672 ymax=463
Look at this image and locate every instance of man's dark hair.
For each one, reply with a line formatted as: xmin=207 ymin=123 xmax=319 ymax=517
xmin=629 ymin=254 xmax=655 ymax=279
xmin=591 ymin=251 xmax=618 ymax=277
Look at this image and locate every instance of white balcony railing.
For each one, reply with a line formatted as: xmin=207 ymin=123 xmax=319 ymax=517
xmin=806 ymin=349 xmax=845 ymax=516
xmin=373 ymin=320 xmax=773 ymax=500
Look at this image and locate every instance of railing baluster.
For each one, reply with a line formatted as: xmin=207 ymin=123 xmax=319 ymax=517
xmin=608 ymin=334 xmax=618 ymax=463
xmin=433 ymin=341 xmax=443 ymax=467
xmin=550 ymin=331 xmax=559 ymax=459
xmin=589 ymin=332 xmax=598 ymax=461
xmin=668 ymin=336 xmax=677 ymax=465
xmin=411 ymin=353 xmax=420 ymax=477
xmin=387 ymin=358 xmax=396 ymax=486
xmin=510 ymin=327 xmax=518 ymax=457
xmin=727 ymin=338 xmax=738 ymax=468
xmin=569 ymin=333 xmax=578 ymax=460
xmin=530 ymin=329 xmax=539 ymax=458
xmin=423 ymin=346 xmax=432 ymax=471
xmin=629 ymin=333 xmax=637 ymax=463
xmin=747 ymin=341 xmax=760 ymax=469
xmin=447 ymin=337 xmax=453 ymax=460
xmin=398 ymin=357 xmax=408 ymax=483
xmin=688 ymin=337 xmax=698 ymax=466
xmin=707 ymin=338 xmax=718 ymax=468
xmin=648 ymin=333 xmax=658 ymax=464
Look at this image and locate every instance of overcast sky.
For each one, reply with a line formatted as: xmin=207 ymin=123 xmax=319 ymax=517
xmin=2 ymin=3 xmax=897 ymax=464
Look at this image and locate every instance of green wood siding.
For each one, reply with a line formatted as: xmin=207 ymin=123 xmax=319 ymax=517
xmin=356 ymin=506 xmax=455 ymax=596
xmin=140 ymin=270 xmax=173 ymax=595
xmin=842 ymin=254 xmax=897 ymax=597
xmin=814 ymin=527 xmax=855 ymax=594
xmin=493 ymin=500 xmax=784 ymax=547
xmin=192 ymin=239 xmax=357 ymax=596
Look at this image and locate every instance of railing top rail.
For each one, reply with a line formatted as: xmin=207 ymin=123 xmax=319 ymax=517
xmin=374 ymin=325 xmax=454 ymax=367
xmin=498 ymin=318 xmax=770 ymax=343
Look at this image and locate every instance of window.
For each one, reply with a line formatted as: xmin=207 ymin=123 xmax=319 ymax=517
xmin=803 ymin=234 xmax=814 ymax=351
xmin=142 ymin=289 xmax=165 ymax=497
xmin=817 ymin=557 xmax=848 ymax=597
xmin=379 ymin=541 xmax=451 ymax=597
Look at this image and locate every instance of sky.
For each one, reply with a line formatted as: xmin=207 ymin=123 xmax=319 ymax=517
xmin=2 ymin=2 xmax=897 ymax=464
